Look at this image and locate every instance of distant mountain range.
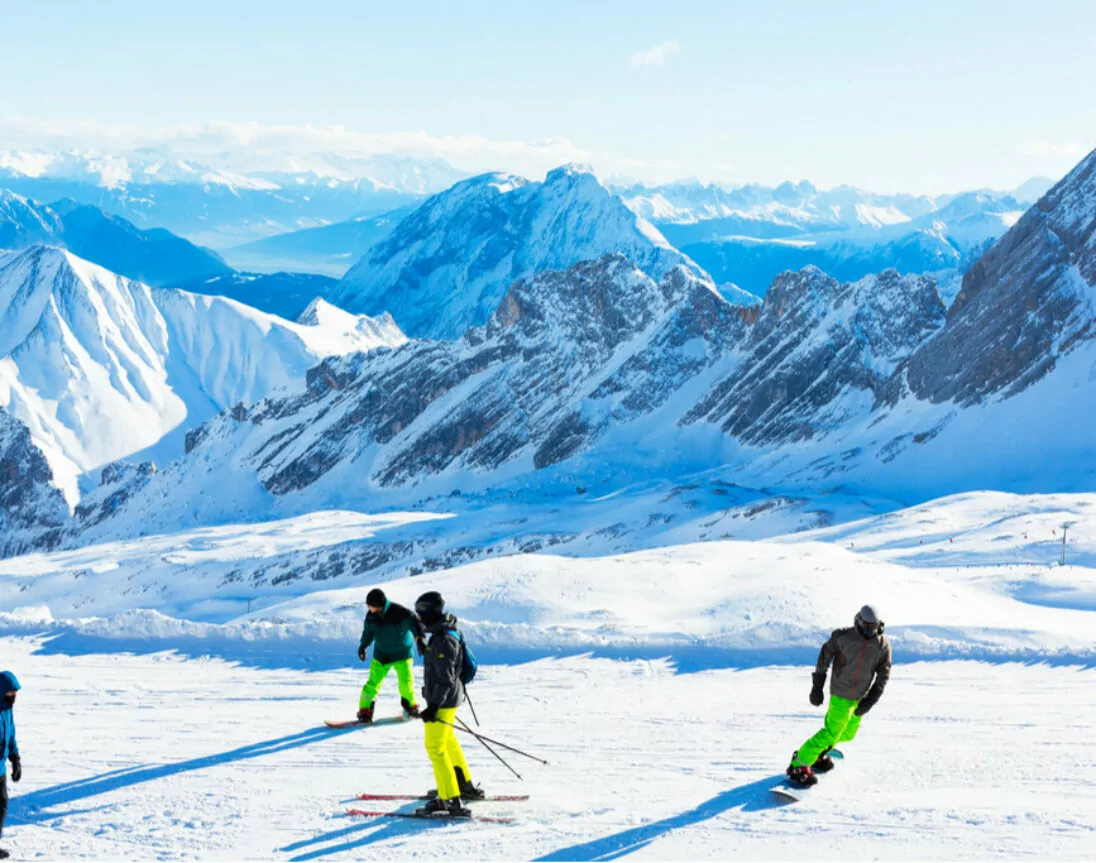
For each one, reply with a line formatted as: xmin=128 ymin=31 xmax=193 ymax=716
xmin=616 ymin=180 xmax=1049 ymax=296
xmin=0 ymin=149 xmax=467 ymax=247
xmin=0 ymin=190 xmax=231 ymax=286
xmin=2 ymin=146 xmax=1092 ymax=559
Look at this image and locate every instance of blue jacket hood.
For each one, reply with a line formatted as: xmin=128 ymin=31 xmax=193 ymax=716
xmin=0 ymin=672 xmax=20 ymax=693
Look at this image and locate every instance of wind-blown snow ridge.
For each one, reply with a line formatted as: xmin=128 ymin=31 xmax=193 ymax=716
xmin=0 ymin=246 xmax=405 ymax=505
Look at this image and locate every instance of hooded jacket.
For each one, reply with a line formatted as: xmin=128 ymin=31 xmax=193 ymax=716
xmin=0 ymin=671 xmax=20 ymax=776
xmin=421 ymin=614 xmax=465 ymax=710
xmin=358 ymin=600 xmax=424 ymax=665
xmin=816 ymin=626 xmax=891 ymax=703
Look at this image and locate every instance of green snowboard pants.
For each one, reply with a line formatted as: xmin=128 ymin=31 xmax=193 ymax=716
xmin=794 ymin=694 xmax=863 ymax=767
xmin=359 ymin=657 xmax=417 ymax=709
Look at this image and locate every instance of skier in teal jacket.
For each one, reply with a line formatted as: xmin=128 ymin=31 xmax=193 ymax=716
xmin=356 ymin=588 xmax=425 ymax=723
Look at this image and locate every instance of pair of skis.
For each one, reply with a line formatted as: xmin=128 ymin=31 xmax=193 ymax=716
xmin=769 ymin=748 xmax=844 ymax=801
xmin=327 ymin=715 xmax=525 ymax=822
xmin=348 ymin=794 xmax=527 ymax=824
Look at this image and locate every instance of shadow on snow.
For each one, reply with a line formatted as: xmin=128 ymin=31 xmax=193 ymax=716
xmin=533 ymin=775 xmax=791 ymax=862
xmin=8 ymin=725 xmax=354 ymax=827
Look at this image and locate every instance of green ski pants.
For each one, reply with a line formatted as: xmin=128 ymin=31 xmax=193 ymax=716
xmin=359 ymin=658 xmax=417 ymax=709
xmin=794 ymin=695 xmax=863 ymax=767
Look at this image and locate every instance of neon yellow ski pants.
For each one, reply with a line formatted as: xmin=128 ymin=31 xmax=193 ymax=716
xmin=424 ymin=707 xmax=472 ymax=800
xmin=794 ymin=694 xmax=863 ymax=767
xmin=359 ymin=658 xmax=416 ymax=709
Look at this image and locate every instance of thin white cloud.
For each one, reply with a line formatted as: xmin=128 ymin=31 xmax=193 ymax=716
xmin=0 ymin=116 xmax=695 ymax=186
xmin=628 ymin=41 xmax=679 ymax=69
xmin=1022 ymin=140 xmax=1084 ymax=158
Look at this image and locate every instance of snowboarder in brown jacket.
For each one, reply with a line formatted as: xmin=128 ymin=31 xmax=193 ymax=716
xmin=787 ymin=604 xmax=891 ymax=788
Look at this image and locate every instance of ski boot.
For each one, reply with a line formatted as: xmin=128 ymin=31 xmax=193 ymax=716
xmin=786 ymin=752 xmax=818 ymax=788
xmin=356 ymin=704 xmax=374 ymax=724
xmin=415 ymin=796 xmax=471 ymax=818
xmin=456 ymin=766 xmax=485 ymax=801
xmin=400 ymin=697 xmax=420 ymax=720
xmin=812 ymin=748 xmax=835 ymax=774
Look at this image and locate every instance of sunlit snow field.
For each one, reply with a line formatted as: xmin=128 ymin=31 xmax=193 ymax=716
xmin=1 ymin=491 xmax=1094 ymax=859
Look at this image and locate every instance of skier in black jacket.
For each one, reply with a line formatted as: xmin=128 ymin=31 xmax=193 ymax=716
xmin=413 ymin=591 xmax=483 ymax=817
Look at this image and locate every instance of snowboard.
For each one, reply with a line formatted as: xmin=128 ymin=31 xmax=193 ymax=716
xmin=346 ymin=808 xmax=514 ymax=824
xmin=358 ymin=793 xmax=529 ymax=802
xmin=324 ymin=715 xmax=412 ymax=729
xmin=770 ymin=748 xmax=844 ymax=802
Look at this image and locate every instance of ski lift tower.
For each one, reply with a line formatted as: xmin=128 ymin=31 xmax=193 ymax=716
xmin=1060 ymin=521 xmax=1077 ymax=566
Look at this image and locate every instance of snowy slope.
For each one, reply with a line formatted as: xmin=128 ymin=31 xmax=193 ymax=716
xmin=2 ymin=638 xmax=1093 ymax=860
xmin=334 ymin=165 xmax=702 ymax=338
xmin=0 ymin=247 xmax=405 ymax=504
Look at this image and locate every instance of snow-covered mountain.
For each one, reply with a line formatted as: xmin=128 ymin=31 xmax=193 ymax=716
xmin=0 ymin=150 xmax=465 ymax=247
xmin=7 ymin=148 xmax=1096 ymax=557
xmin=0 ymin=192 xmax=232 ymax=286
xmin=0 ymin=247 xmax=405 ymax=507
xmin=333 ymin=165 xmax=702 ymax=338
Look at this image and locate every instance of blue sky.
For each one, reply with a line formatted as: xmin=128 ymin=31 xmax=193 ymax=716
xmin=1 ymin=0 xmax=1093 ymax=192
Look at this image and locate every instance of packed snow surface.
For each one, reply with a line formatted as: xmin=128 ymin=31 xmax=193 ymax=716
xmin=1 ymin=493 xmax=1095 ymax=858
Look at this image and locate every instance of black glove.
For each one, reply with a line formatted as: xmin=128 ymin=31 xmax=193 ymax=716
xmin=357 ymin=644 xmax=367 ymax=662
xmin=420 ymin=705 xmax=439 ymax=723
xmin=854 ymin=685 xmax=882 ymax=716
xmin=10 ymin=755 xmax=21 ymax=783
xmin=415 ymin=638 xmax=426 ymax=657
xmin=809 ymin=672 xmax=826 ymax=707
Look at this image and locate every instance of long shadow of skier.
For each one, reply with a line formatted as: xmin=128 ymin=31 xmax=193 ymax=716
xmin=282 ymin=808 xmax=457 ymax=861
xmin=8 ymin=725 xmax=353 ymax=826
xmin=534 ymin=775 xmax=791 ymax=862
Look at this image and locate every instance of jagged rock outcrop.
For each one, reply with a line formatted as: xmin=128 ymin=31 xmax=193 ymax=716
xmin=687 ymin=267 xmax=945 ymax=443
xmin=179 ymin=255 xmax=747 ymax=496
xmin=900 ymin=147 xmax=1096 ymax=404
xmin=0 ymin=411 xmax=67 ymax=556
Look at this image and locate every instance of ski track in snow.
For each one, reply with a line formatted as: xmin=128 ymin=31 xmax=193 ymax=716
xmin=1 ymin=639 xmax=1094 ymax=860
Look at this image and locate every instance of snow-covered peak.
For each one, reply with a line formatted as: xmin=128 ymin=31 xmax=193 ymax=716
xmin=0 ymin=246 xmax=403 ymax=506
xmin=334 ymin=165 xmax=702 ymax=338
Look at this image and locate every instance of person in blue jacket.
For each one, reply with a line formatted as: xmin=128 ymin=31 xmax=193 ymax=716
xmin=0 ymin=671 xmax=22 ymax=861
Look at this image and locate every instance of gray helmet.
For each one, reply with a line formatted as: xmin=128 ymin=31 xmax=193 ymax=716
xmin=854 ymin=604 xmax=883 ymax=637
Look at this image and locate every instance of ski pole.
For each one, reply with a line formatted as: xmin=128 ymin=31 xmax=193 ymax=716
xmin=437 ymin=718 xmax=550 ymax=765
xmin=463 ymin=682 xmax=481 ymax=727
xmin=456 ymin=715 xmax=522 ymax=781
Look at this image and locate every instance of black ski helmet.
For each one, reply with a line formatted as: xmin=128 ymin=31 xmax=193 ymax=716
xmin=415 ymin=591 xmax=445 ymax=624
xmin=854 ymin=604 xmax=883 ymax=638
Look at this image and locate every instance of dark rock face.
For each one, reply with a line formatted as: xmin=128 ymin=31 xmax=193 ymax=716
xmin=0 ymin=412 xmax=67 ymax=556
xmin=687 ymin=267 xmax=945 ymax=444
xmin=74 ymin=461 xmax=158 ymax=529
xmin=184 ymin=254 xmax=745 ymax=495
xmin=901 ymin=148 xmax=1096 ymax=405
